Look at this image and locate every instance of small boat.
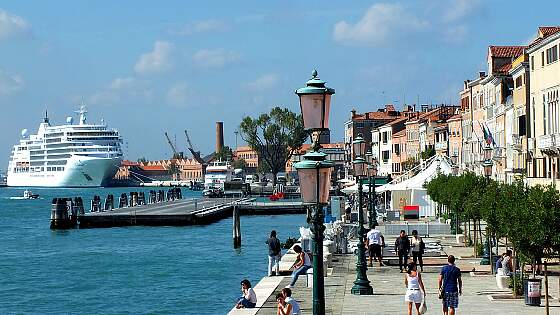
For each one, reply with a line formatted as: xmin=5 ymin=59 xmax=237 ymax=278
xmin=23 ymin=190 xmax=39 ymax=199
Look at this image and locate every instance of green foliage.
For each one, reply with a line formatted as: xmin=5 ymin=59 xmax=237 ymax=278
xmin=137 ymin=157 xmax=147 ymax=163
xmin=426 ymin=173 xmax=560 ymax=269
xmin=215 ymin=146 xmax=233 ymax=161
xmin=421 ymin=147 xmax=435 ymax=160
xmin=475 ymin=242 xmax=484 ymax=257
xmin=232 ymin=158 xmax=247 ymax=170
xmin=239 ymin=107 xmax=307 ymax=184
xmin=508 ymin=273 xmax=524 ymax=296
xmin=402 ymin=157 xmax=419 ymax=171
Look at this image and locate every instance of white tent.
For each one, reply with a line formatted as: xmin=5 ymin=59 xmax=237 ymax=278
xmin=343 ymin=155 xmax=453 ymax=217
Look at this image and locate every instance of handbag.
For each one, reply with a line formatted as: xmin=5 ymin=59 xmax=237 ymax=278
xmin=419 ymin=299 xmax=427 ymax=314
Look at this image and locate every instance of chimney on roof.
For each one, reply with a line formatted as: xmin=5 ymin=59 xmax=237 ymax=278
xmin=216 ymin=121 xmax=224 ymax=154
xmin=351 ymin=109 xmax=356 ymax=118
xmin=479 ymin=71 xmax=486 ymax=78
xmin=366 ymin=112 xmax=370 ymax=119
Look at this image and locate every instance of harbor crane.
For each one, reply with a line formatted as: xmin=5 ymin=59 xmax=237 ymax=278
xmin=184 ymin=130 xmax=206 ymax=166
xmin=164 ymin=132 xmax=182 ymax=159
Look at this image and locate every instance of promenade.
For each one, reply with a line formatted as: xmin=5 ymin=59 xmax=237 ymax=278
xmin=248 ymin=236 xmax=560 ymax=314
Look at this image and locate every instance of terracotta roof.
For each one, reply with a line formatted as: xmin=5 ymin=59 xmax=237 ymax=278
xmin=496 ymin=63 xmax=513 ymax=74
xmin=393 ymin=129 xmax=406 ymax=137
xmin=353 ymin=111 xmax=400 ymax=121
xmin=489 ymin=46 xmax=524 ymax=58
xmin=121 ymin=160 xmax=140 ymax=166
xmin=447 ymin=114 xmax=462 ymax=121
xmin=388 ymin=116 xmax=408 ymax=126
xmin=539 ymin=26 xmax=560 ymax=37
xmin=385 ymin=104 xmax=395 ymax=112
xmin=140 ymin=165 xmax=167 ymax=171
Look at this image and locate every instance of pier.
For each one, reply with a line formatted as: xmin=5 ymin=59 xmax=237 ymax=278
xmin=50 ymin=189 xmax=305 ymax=229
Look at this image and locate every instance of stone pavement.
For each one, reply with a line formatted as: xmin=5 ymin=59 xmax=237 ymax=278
xmin=254 ymin=236 xmax=560 ymax=314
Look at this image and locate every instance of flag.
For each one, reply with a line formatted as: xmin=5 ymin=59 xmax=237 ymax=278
xmin=482 ymin=124 xmax=496 ymax=146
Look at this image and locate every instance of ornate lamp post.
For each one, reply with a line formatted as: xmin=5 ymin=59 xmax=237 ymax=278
xmin=294 ymin=70 xmax=335 ymax=315
xmin=365 ymin=150 xmax=377 ymax=228
xmin=367 ymin=160 xmax=378 ymax=228
xmin=351 ymin=135 xmax=374 ymax=295
xmin=480 ymin=144 xmax=494 ymax=266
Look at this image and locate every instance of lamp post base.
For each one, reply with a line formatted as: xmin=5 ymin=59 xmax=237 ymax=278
xmin=351 ymin=281 xmax=373 ymax=295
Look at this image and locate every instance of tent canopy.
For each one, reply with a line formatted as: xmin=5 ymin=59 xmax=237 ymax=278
xmin=376 ymin=156 xmax=453 ymax=193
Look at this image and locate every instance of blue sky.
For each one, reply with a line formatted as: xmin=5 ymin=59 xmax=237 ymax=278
xmin=0 ymin=0 xmax=558 ymax=167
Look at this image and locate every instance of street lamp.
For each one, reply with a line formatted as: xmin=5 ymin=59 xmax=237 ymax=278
xmin=294 ymin=70 xmax=335 ymax=315
xmin=480 ymin=144 xmax=494 ymax=267
xmin=367 ymin=160 xmax=378 ymax=228
xmin=351 ymin=146 xmax=374 ymax=295
xmin=353 ymin=134 xmax=366 ymax=159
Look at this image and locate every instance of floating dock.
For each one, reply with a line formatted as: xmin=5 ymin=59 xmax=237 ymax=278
xmin=50 ymin=189 xmax=304 ymax=229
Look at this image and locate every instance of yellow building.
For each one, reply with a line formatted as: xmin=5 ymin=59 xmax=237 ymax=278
xmin=527 ymin=27 xmax=560 ymax=187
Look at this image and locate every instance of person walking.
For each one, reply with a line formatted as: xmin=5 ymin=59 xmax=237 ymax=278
xmin=395 ymin=230 xmax=411 ymax=273
xmin=286 ymin=245 xmax=311 ymax=288
xmin=410 ymin=230 xmax=425 ymax=272
xmin=438 ymin=255 xmax=462 ymax=315
xmin=404 ymin=262 xmax=426 ymax=315
xmin=502 ymin=249 xmax=513 ymax=276
xmin=366 ymin=223 xmax=385 ymax=267
xmin=266 ymin=230 xmax=282 ymax=276
xmin=282 ymin=288 xmax=301 ymax=315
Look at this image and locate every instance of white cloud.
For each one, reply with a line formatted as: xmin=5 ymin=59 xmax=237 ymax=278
xmin=333 ymin=3 xmax=427 ymax=46
xmin=442 ymin=0 xmax=480 ymax=23
xmin=110 ymin=77 xmax=135 ymax=90
xmin=134 ymin=41 xmax=174 ymax=75
xmin=0 ymin=69 xmax=24 ymax=95
xmin=169 ymin=19 xmax=226 ymax=35
xmin=166 ymin=82 xmax=191 ymax=107
xmin=0 ymin=9 xmax=31 ymax=40
xmin=444 ymin=25 xmax=468 ymax=43
xmin=192 ymin=48 xmax=240 ymax=68
xmin=246 ymin=74 xmax=278 ymax=91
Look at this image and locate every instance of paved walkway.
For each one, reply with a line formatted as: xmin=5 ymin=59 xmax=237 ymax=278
xmin=255 ymin=237 xmax=560 ymax=314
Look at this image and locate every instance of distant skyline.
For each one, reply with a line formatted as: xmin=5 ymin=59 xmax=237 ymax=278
xmin=0 ymin=0 xmax=558 ymax=167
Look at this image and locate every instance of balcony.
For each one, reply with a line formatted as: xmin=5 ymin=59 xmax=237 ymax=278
xmin=537 ymin=133 xmax=560 ymax=155
xmin=493 ymin=147 xmax=505 ymax=161
xmin=435 ymin=142 xmax=448 ymax=151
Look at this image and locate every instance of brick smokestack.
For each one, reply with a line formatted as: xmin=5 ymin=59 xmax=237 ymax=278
xmin=216 ymin=121 xmax=224 ymax=153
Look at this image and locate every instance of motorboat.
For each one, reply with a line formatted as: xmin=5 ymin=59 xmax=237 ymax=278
xmin=23 ymin=190 xmax=39 ymax=199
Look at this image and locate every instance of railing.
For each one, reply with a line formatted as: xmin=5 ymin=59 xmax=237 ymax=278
xmin=537 ymin=134 xmax=556 ymax=151
xmin=435 ymin=142 xmax=448 ymax=151
xmin=511 ymin=134 xmax=522 ymax=151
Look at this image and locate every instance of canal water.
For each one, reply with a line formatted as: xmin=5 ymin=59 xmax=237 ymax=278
xmin=0 ymin=187 xmax=305 ymax=314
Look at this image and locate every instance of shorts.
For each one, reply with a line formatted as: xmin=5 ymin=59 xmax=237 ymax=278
xmin=405 ymin=289 xmax=422 ymax=303
xmin=442 ymin=291 xmax=459 ymax=309
xmin=368 ymin=244 xmax=382 ymax=257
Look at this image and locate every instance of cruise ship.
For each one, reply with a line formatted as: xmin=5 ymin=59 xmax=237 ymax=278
xmin=203 ymin=161 xmax=234 ymax=191
xmin=7 ymin=106 xmax=123 ymax=187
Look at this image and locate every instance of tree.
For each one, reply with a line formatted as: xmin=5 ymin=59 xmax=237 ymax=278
xmin=215 ymin=146 xmax=233 ymax=161
xmin=232 ymin=158 xmax=247 ymax=170
xmin=421 ymin=147 xmax=435 ymax=160
xmin=239 ymin=107 xmax=307 ymax=186
xmin=167 ymin=162 xmax=181 ymax=180
xmin=137 ymin=157 xmax=147 ymax=163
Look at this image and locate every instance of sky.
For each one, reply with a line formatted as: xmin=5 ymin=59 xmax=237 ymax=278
xmin=0 ymin=0 xmax=558 ymax=167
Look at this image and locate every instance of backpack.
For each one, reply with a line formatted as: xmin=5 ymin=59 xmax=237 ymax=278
xmin=419 ymin=239 xmax=426 ymax=254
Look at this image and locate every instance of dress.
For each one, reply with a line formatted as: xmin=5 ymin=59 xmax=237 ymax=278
xmin=404 ymin=272 xmax=423 ymax=303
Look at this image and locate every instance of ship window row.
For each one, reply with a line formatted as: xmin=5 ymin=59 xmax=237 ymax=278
xmin=16 ymin=146 xmax=28 ymax=151
xmin=67 ymin=132 xmax=117 ymax=137
xmin=45 ymin=132 xmax=64 ymax=138
xmin=12 ymin=167 xmax=29 ymax=173
xmin=67 ymin=137 xmax=120 ymax=141
xmin=45 ymin=142 xmax=121 ymax=148
xmin=47 ymin=166 xmax=65 ymax=172
xmin=46 ymin=138 xmax=62 ymax=143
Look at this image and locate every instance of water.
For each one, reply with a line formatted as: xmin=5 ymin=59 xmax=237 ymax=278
xmin=0 ymin=187 xmax=305 ymax=314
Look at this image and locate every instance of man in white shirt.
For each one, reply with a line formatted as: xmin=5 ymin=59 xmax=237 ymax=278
xmin=282 ymin=287 xmax=301 ymax=315
xmin=366 ymin=224 xmax=385 ymax=267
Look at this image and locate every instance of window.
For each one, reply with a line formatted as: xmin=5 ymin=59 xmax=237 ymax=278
xmin=546 ymin=45 xmax=558 ymax=64
xmin=356 ymin=122 xmax=364 ymax=128
xmin=542 ymin=51 xmax=545 ymax=67
xmin=382 ymin=150 xmax=390 ymax=162
xmin=515 ymin=76 xmax=522 ymax=88
xmin=519 ymin=115 xmax=526 ymax=136
xmin=531 ymin=56 xmax=535 ymax=70
xmin=394 ymin=144 xmax=400 ymax=155
xmin=382 ymin=132 xmax=388 ymax=144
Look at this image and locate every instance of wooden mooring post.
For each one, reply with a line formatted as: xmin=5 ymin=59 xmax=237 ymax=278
xmin=233 ymin=204 xmax=241 ymax=248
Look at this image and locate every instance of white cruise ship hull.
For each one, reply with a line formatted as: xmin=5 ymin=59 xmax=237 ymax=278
xmin=7 ymin=155 xmax=122 ymax=187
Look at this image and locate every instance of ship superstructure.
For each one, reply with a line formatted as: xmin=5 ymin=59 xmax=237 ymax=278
xmin=7 ymin=106 xmax=123 ymax=187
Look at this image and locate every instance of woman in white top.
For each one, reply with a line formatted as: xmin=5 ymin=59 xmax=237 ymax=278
xmin=235 ymin=279 xmax=257 ymax=309
xmin=404 ymin=262 xmax=426 ymax=315
xmin=410 ymin=230 xmax=424 ymax=272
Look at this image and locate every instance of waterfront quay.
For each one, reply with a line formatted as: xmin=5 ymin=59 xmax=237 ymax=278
xmin=63 ymin=196 xmax=304 ymax=229
xmin=231 ymin=235 xmax=560 ymax=315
